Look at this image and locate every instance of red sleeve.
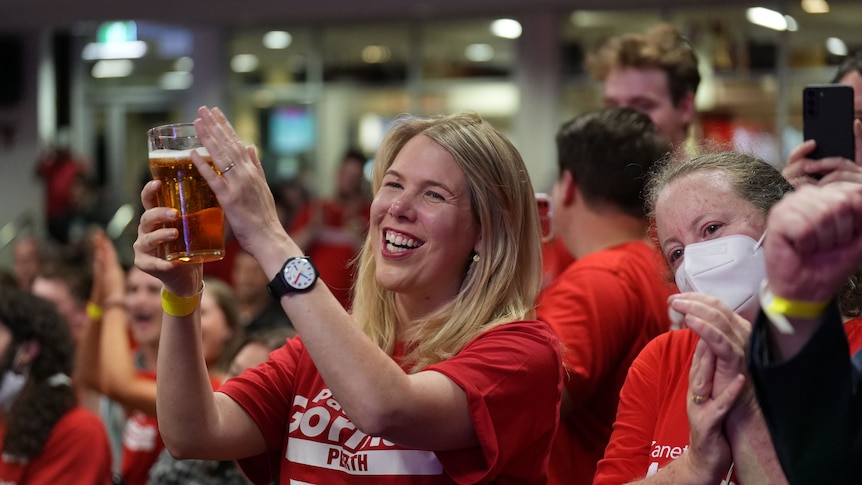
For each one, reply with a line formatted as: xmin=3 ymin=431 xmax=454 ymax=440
xmin=592 ymin=334 xmax=668 ymax=485
xmin=431 ymin=321 xmax=563 ymax=484
xmin=537 ymin=264 xmax=641 ymax=400
xmin=28 ymin=408 xmax=113 ymax=484
xmin=218 ymin=336 xmax=303 ymax=484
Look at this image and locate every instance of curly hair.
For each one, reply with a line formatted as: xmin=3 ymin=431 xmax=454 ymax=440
xmin=586 ymin=23 xmax=701 ymax=106
xmin=0 ymin=288 xmax=76 ymax=460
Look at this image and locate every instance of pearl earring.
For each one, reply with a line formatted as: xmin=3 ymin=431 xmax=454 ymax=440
xmin=472 ymin=253 xmax=480 ymax=262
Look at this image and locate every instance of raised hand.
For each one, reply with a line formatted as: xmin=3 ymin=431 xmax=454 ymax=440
xmin=782 ymin=140 xmax=862 ymax=188
xmin=766 ymin=182 xmax=862 ymax=303
xmin=133 ymin=179 xmax=203 ymax=297
xmin=190 ymin=106 xmax=290 ymax=267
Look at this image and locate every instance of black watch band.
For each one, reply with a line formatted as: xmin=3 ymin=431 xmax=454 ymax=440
xmin=266 ymin=256 xmax=319 ymax=299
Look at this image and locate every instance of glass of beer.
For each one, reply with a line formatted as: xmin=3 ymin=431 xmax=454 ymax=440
xmin=147 ymin=123 xmax=225 ymax=263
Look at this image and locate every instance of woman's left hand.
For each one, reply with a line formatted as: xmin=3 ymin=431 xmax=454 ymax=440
xmin=669 ymin=292 xmax=753 ymax=409
xmin=191 ymin=107 xmax=290 ymax=267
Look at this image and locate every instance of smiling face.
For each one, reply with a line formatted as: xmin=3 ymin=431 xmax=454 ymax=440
xmin=655 ymin=169 xmax=767 ymax=272
xmin=124 ymin=267 xmax=163 ymax=347
xmin=370 ymin=134 xmax=480 ymax=315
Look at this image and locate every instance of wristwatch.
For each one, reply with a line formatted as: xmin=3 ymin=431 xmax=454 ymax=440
xmin=266 ymin=256 xmax=320 ymax=299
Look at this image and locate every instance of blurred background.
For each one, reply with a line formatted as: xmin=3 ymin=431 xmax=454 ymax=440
xmin=0 ymin=0 xmax=858 ymax=266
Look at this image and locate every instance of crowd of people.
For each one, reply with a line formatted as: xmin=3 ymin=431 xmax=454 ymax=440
xmin=1 ymin=20 xmax=861 ymax=485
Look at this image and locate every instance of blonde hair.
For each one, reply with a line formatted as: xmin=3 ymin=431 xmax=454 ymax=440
xmin=351 ymin=113 xmax=543 ymax=372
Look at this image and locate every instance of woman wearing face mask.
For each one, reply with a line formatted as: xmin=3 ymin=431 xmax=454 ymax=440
xmin=0 ymin=288 xmax=113 ymax=483
xmin=593 ymin=152 xmax=820 ymax=484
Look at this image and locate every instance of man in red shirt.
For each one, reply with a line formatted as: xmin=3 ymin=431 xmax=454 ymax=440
xmin=537 ymin=107 xmax=676 ymax=485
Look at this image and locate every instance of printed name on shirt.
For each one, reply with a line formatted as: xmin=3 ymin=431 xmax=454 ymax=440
xmin=647 ymin=441 xmax=737 ymax=484
xmin=123 ymin=411 xmax=158 ymax=451
xmin=286 ymin=388 xmax=443 ymax=476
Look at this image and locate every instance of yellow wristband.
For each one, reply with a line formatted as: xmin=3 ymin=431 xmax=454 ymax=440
xmin=161 ymin=284 xmax=204 ymax=317
xmin=87 ymin=300 xmax=125 ymax=321
xmin=765 ymin=294 xmax=828 ymax=319
xmin=759 ymin=281 xmax=828 ymax=336
xmin=86 ymin=301 xmax=102 ymax=321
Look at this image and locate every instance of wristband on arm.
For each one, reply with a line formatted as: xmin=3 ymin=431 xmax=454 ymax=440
xmin=161 ymin=283 xmax=205 ymax=317
xmin=86 ymin=300 xmax=125 ymax=320
xmin=759 ymin=280 xmax=829 ymax=334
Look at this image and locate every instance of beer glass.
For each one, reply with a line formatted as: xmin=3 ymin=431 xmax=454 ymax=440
xmin=147 ymin=123 xmax=225 ymax=263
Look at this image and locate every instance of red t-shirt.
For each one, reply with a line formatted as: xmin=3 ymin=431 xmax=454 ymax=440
xmin=536 ymin=241 xmax=676 ymax=485
xmin=593 ymin=318 xmax=862 ymax=484
xmin=0 ymin=406 xmax=113 ymax=484
xmin=219 ymin=320 xmax=563 ymax=484
xmin=120 ymin=371 xmax=163 ymax=485
xmin=541 ymin=237 xmax=575 ymax=289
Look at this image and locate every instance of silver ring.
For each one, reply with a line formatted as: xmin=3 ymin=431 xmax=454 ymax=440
xmin=221 ymin=163 xmax=236 ymax=175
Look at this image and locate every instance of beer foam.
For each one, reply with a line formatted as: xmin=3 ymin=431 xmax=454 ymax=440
xmin=149 ymin=147 xmax=211 ymax=159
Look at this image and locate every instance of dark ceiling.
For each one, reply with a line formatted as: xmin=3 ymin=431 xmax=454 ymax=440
xmin=0 ymin=0 xmax=791 ymax=32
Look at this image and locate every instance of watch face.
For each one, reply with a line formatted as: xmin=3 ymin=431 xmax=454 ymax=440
xmin=285 ymin=258 xmax=317 ymax=290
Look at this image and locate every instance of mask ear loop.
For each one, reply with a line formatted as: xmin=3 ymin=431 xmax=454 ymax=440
xmin=754 ymin=230 xmax=767 ymax=252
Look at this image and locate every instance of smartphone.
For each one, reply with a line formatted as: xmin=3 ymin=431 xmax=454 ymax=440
xmin=536 ymin=193 xmax=553 ymax=242
xmin=803 ymin=84 xmax=855 ymax=161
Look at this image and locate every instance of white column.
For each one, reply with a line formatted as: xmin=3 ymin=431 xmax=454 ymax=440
xmin=513 ymin=12 xmax=561 ymax=193
xmin=183 ymin=27 xmax=227 ymax=121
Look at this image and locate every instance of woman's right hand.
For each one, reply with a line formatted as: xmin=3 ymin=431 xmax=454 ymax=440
xmin=682 ymin=339 xmax=746 ymax=482
xmin=133 ymin=179 xmax=203 ymax=297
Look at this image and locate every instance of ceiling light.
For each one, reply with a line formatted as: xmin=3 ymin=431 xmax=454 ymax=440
xmin=361 ymin=45 xmax=391 ymax=64
xmin=159 ymin=71 xmax=193 ymax=90
xmin=263 ymin=31 xmax=292 ymax=49
xmin=82 ymin=40 xmax=147 ymax=60
xmin=174 ymin=56 xmax=194 ymax=72
xmin=746 ymin=7 xmax=797 ymax=31
xmin=91 ymin=59 xmax=134 ymax=78
xmin=801 ymin=0 xmax=829 ymax=14
xmin=465 ymin=43 xmax=494 ymax=62
xmin=491 ymin=19 xmax=522 ymax=39
xmin=231 ymin=54 xmax=259 ymax=73
xmin=826 ymin=37 xmax=848 ymax=56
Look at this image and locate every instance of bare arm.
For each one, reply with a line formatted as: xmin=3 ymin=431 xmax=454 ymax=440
xmin=135 ymin=180 xmax=269 ymax=459
xmin=74 ymin=305 xmax=102 ymax=391
xmin=88 ymin=230 xmax=159 ymax=416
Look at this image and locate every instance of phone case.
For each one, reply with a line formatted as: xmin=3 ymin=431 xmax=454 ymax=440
xmin=803 ymin=84 xmax=855 ymax=161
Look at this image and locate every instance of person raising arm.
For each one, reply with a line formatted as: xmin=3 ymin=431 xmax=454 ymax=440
xmin=134 ymin=107 xmax=562 ymax=483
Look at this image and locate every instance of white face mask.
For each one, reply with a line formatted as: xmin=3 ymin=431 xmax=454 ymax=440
xmin=0 ymin=370 xmax=26 ymax=412
xmin=674 ymin=233 xmax=766 ymax=323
